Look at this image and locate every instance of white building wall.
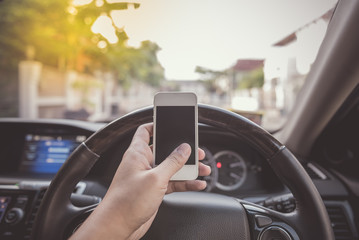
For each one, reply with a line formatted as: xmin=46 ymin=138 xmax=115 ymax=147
xmin=19 ymin=61 xmax=42 ymax=119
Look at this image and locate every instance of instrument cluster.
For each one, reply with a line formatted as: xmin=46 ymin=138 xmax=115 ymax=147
xmin=200 ymin=147 xmax=264 ymax=193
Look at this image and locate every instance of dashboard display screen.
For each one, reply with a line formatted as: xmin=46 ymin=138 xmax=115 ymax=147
xmin=20 ymin=134 xmax=86 ymax=174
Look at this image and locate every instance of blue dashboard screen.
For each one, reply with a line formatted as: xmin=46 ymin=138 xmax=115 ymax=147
xmin=20 ymin=134 xmax=86 ymax=174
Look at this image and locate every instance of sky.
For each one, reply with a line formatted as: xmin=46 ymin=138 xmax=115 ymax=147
xmin=109 ymin=0 xmax=337 ymax=80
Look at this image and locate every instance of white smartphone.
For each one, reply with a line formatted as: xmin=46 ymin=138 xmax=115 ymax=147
xmin=153 ymin=92 xmax=198 ymax=180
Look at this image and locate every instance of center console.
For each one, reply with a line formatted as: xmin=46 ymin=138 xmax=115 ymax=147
xmin=0 ymin=181 xmax=93 ymax=240
xmin=0 ymin=187 xmax=45 ymax=240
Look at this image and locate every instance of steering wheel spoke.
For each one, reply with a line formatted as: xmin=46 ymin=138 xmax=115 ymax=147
xmin=143 ymin=192 xmax=251 ymax=240
xmin=240 ymin=201 xmax=300 ymax=240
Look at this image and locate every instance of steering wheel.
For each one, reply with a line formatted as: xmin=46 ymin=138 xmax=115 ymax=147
xmin=31 ymin=104 xmax=334 ymax=240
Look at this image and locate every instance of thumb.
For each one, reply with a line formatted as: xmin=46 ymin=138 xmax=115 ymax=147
xmin=154 ymin=143 xmax=191 ymax=180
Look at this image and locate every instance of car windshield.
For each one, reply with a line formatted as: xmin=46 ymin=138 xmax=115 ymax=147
xmin=0 ymin=0 xmax=337 ymax=130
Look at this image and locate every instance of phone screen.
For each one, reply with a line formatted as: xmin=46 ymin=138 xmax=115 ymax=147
xmin=155 ymin=106 xmax=196 ymax=165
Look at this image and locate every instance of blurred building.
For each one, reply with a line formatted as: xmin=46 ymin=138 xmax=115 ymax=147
xmin=233 ymin=59 xmax=264 ymax=88
xmin=19 ymin=62 xmax=124 ymax=121
xmin=230 ymin=59 xmax=264 ymax=112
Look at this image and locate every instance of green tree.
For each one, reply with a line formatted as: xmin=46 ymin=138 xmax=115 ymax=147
xmin=238 ymin=68 xmax=264 ymax=90
xmin=0 ymin=0 xmax=163 ymax=85
xmin=108 ymin=40 xmax=164 ymax=90
xmin=195 ymin=66 xmax=227 ymax=93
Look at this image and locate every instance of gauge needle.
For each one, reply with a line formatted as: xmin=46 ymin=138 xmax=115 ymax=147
xmin=230 ymin=172 xmax=241 ymax=179
xmin=229 ymin=162 xmax=242 ymax=168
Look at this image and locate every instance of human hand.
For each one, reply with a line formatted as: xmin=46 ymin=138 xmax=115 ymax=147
xmin=70 ymin=123 xmax=211 ymax=240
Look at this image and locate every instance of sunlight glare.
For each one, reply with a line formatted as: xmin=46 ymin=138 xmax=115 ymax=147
xmin=72 ymin=0 xmax=92 ymax=6
xmin=67 ymin=6 xmax=78 ymax=15
xmin=97 ymin=40 xmax=107 ymax=49
xmin=91 ymin=15 xmax=119 ymax=44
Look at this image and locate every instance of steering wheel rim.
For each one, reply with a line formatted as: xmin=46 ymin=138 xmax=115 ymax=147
xmin=31 ymin=104 xmax=334 ymax=240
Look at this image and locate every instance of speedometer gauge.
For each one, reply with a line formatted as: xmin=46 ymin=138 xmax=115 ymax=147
xmin=214 ymin=150 xmax=247 ymax=191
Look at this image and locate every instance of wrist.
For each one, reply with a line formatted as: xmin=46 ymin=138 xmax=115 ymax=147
xmin=70 ymin=196 xmax=134 ymax=240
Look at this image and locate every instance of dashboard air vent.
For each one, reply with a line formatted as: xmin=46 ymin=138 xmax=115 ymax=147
xmin=24 ymin=188 xmax=47 ymax=239
xmin=326 ymin=205 xmax=353 ymax=240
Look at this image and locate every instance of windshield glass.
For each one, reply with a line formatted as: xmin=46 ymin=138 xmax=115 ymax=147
xmin=0 ymin=0 xmax=337 ymax=130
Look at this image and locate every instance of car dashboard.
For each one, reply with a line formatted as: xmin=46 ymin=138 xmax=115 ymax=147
xmin=0 ymin=119 xmax=357 ymax=240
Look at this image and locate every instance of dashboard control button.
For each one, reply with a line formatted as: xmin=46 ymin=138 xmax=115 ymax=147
xmin=275 ymin=203 xmax=283 ymax=211
xmin=255 ymin=215 xmax=272 ymax=227
xmin=264 ymin=199 xmax=274 ymax=206
xmin=259 ymin=226 xmax=292 ymax=240
xmin=2 ymin=231 xmax=14 ymax=239
xmin=283 ymin=203 xmax=296 ymax=213
xmin=16 ymin=195 xmax=28 ymax=205
xmin=15 ymin=195 xmax=29 ymax=210
xmin=5 ymin=208 xmax=24 ymax=225
xmin=261 ymin=194 xmax=296 ymax=213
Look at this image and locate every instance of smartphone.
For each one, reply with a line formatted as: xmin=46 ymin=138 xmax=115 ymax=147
xmin=153 ymin=92 xmax=198 ymax=180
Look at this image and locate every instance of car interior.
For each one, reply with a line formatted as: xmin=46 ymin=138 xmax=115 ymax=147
xmin=1 ymin=0 xmax=359 ymax=240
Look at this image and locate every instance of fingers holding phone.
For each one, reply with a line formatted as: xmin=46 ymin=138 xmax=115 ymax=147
xmin=153 ymin=142 xmax=210 ymax=193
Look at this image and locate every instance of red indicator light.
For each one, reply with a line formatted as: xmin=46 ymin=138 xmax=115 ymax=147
xmin=217 ymin=162 xmax=222 ymax=169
